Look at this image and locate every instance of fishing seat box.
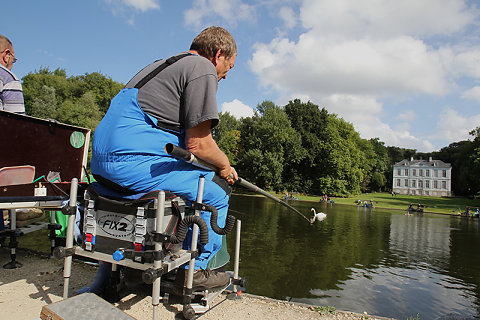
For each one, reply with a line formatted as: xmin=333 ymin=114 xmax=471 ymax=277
xmin=39 ymin=292 xmax=136 ymax=320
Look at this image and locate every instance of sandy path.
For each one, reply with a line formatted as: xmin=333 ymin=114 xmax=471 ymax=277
xmin=0 ymin=248 xmax=389 ymax=320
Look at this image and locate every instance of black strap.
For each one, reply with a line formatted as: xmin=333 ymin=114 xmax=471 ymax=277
xmin=134 ymin=53 xmax=190 ymax=89
xmin=93 ymin=174 xmax=137 ymax=195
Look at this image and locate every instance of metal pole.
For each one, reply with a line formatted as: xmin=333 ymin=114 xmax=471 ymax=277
xmin=186 ymin=177 xmax=205 ymax=292
xmin=8 ymin=208 xmax=20 ymax=267
xmin=152 ymin=191 xmax=165 ymax=320
xmin=63 ymin=178 xmax=78 ymax=299
xmin=50 ymin=210 xmax=56 ymax=255
xmin=233 ymin=219 xmax=241 ymax=292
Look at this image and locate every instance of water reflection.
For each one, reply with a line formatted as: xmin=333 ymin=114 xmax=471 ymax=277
xmin=226 ymin=195 xmax=480 ymax=319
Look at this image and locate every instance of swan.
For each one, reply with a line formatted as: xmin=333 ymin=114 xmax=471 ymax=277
xmin=310 ymin=208 xmax=327 ymax=223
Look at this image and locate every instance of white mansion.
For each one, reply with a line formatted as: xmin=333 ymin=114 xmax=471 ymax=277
xmin=392 ymin=157 xmax=452 ymax=197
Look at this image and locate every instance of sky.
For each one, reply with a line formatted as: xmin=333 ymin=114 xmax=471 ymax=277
xmin=2 ymin=0 xmax=480 ymax=152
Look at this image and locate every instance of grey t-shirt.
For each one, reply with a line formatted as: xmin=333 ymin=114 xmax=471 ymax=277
xmin=125 ymin=53 xmax=219 ymax=131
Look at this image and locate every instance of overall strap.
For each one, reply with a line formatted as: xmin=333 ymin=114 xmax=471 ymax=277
xmin=134 ymin=53 xmax=191 ymax=89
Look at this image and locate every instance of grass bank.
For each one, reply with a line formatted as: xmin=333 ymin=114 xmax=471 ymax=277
xmin=328 ymin=193 xmax=480 ymax=214
xmin=234 ymin=188 xmax=480 ymax=215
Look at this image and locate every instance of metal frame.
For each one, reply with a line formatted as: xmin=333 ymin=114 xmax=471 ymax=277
xmin=58 ymin=177 xmax=242 ymax=320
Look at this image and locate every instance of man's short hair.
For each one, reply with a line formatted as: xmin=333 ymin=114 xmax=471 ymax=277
xmin=0 ymin=34 xmax=13 ymax=52
xmin=190 ymin=26 xmax=237 ymax=60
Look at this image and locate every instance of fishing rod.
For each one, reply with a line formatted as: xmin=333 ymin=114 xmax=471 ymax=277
xmin=164 ymin=143 xmax=310 ymax=222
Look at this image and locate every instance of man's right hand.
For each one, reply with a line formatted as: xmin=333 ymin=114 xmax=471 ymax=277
xmin=220 ymin=166 xmax=238 ymax=185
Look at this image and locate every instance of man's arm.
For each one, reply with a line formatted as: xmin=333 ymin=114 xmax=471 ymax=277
xmin=185 ymin=120 xmax=238 ymax=183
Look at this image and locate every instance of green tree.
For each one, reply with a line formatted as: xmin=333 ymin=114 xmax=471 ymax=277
xmin=366 ymin=138 xmax=389 ymax=191
xmin=212 ymin=112 xmax=241 ymax=165
xmin=76 ymin=72 xmax=124 ymax=115
xmin=284 ymin=99 xmax=328 ymax=193
xmin=28 ymin=85 xmax=57 ymax=119
xmin=22 ymin=68 xmax=123 ymax=124
xmin=56 ymin=92 xmax=102 ymax=130
xmin=237 ymin=101 xmax=304 ymax=191
xmin=284 ymin=99 xmax=370 ymax=196
xmin=432 ymin=127 xmax=480 ymax=197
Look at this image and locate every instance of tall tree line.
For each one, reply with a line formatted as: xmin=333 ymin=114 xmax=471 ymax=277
xmin=21 ymin=69 xmax=480 ymax=197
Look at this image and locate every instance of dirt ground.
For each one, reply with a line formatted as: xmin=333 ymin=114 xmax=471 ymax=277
xmin=0 ymin=248 xmax=391 ymax=320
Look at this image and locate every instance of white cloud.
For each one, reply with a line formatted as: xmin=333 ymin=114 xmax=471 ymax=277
xmin=436 ymin=108 xmax=480 ymax=142
xmin=184 ymin=0 xmax=255 ymax=29
xmin=279 ymin=7 xmax=297 ymax=29
xmin=397 ymin=110 xmax=416 ymax=121
xmin=300 ymin=0 xmax=475 ymax=39
xmin=122 ymin=0 xmax=160 ymax=12
xmin=461 ymin=86 xmax=480 ymax=101
xmin=104 ymin=0 xmax=159 ymax=23
xmin=250 ymin=34 xmax=450 ymax=97
xmin=248 ymin=0 xmax=480 ymax=150
xmin=221 ymin=99 xmax=255 ymax=119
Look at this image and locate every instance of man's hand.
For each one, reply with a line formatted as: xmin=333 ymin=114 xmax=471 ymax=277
xmin=220 ymin=166 xmax=238 ymax=185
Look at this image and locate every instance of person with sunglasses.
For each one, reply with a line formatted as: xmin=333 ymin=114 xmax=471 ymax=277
xmin=0 ymin=34 xmax=25 ymax=237
xmin=0 ymin=34 xmax=24 ymax=115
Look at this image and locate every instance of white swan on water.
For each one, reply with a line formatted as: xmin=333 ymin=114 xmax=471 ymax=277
xmin=310 ymin=208 xmax=327 ymax=223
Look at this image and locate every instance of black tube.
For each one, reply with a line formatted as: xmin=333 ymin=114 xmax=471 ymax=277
xmin=169 ymin=215 xmax=209 ymax=245
xmin=202 ymin=204 xmax=236 ymax=235
xmin=165 ymin=143 xmax=217 ymax=171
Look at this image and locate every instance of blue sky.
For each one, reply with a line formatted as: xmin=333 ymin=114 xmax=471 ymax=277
xmin=2 ymin=0 xmax=480 ymax=152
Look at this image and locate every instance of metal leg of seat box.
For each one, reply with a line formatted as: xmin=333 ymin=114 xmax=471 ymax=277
xmin=152 ymin=190 xmax=165 ymax=320
xmin=181 ymin=176 xmax=205 ymax=320
xmin=3 ymin=209 xmax=22 ymax=269
xmin=233 ymin=219 xmax=241 ymax=293
xmin=62 ymin=178 xmax=79 ymax=299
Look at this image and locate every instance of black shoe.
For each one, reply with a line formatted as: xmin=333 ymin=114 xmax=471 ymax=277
xmin=173 ymin=268 xmax=230 ymax=296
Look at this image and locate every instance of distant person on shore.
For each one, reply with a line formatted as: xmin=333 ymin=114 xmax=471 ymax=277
xmin=0 ymin=34 xmax=24 ymax=114
xmin=0 ymin=34 xmax=24 ymax=235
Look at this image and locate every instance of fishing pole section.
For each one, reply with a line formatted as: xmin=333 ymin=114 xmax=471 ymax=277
xmin=164 ymin=143 xmax=311 ymax=223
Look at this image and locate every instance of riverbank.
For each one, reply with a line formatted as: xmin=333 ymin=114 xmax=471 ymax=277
xmin=0 ymin=248 xmax=391 ymax=320
xmin=234 ymin=189 xmax=480 ymax=215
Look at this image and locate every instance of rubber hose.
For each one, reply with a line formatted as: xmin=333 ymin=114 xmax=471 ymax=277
xmin=169 ymin=215 xmax=209 ymax=245
xmin=203 ymin=204 xmax=236 ymax=235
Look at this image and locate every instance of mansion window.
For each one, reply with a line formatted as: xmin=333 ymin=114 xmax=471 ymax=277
xmin=412 ymin=169 xmax=417 ymax=176
xmin=397 ymin=169 xmax=401 ymax=176
xmin=426 ymin=169 xmax=430 ymax=177
xmin=442 ymin=170 xmax=447 ymax=178
xmin=412 ymin=180 xmax=416 ymax=188
xmin=442 ymin=181 xmax=447 ymax=189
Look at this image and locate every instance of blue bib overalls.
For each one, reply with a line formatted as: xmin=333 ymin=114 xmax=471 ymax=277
xmin=91 ymin=88 xmax=230 ymax=269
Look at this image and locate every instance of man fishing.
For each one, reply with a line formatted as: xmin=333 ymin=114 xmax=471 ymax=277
xmin=90 ymin=26 xmax=237 ymax=294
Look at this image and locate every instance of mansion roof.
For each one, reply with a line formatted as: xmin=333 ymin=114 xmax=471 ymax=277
xmin=393 ymin=159 xmax=451 ymax=168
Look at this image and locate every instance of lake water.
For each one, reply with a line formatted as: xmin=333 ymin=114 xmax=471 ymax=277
xmin=225 ymin=195 xmax=480 ymax=320
xmin=15 ymin=194 xmax=480 ymax=319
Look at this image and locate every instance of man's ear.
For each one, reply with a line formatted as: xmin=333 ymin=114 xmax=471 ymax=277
xmin=1 ymin=49 xmax=9 ymax=66
xmin=212 ymin=49 xmax=223 ymax=66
